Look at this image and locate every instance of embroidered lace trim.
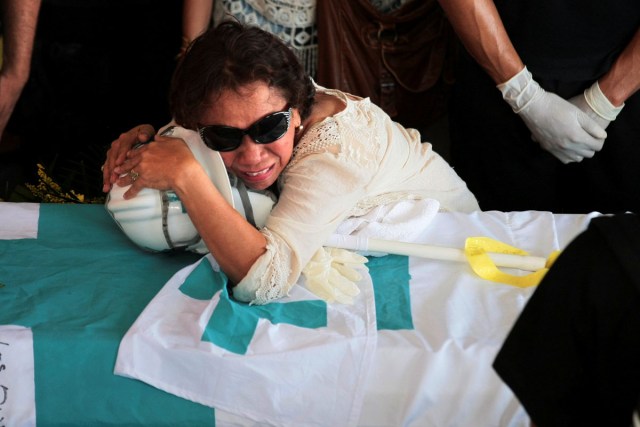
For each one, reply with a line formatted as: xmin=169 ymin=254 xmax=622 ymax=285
xmin=287 ymin=119 xmax=341 ymax=169
xmin=287 ymin=88 xmax=378 ymax=167
xmin=252 ymin=228 xmax=293 ymax=305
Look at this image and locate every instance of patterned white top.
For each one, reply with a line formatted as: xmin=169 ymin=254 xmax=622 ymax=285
xmin=214 ymin=0 xmax=317 ymax=77
xmin=212 ymin=0 xmax=415 ymax=79
xmin=233 ymin=86 xmax=480 ymax=304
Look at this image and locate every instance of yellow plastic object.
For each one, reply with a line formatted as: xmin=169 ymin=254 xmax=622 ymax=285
xmin=464 ymin=237 xmax=561 ymax=288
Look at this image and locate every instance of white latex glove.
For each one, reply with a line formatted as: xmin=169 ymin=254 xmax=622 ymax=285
xmin=302 ymin=247 xmax=368 ymax=304
xmin=569 ymin=80 xmax=625 ymax=131
xmin=498 ymin=66 xmax=607 ymax=164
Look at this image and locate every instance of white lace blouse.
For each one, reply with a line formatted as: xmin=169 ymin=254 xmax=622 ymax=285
xmin=233 ymin=86 xmax=480 ymax=304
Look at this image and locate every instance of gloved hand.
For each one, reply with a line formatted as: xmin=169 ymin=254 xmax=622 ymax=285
xmin=302 ymin=247 xmax=368 ymax=304
xmin=569 ymin=80 xmax=625 ymax=131
xmin=498 ymin=66 xmax=607 ymax=164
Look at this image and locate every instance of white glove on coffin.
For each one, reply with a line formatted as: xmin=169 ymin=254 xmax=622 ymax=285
xmin=302 ymin=247 xmax=368 ymax=305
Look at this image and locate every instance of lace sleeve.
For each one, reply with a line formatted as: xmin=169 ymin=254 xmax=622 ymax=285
xmin=231 ymin=228 xmax=293 ymax=305
xmin=233 ymin=116 xmax=381 ymax=305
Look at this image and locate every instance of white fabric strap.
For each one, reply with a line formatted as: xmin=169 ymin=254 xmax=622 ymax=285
xmin=584 ymin=81 xmax=625 ymax=121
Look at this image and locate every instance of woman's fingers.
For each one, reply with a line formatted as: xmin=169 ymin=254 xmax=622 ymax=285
xmin=102 ymin=125 xmax=155 ymax=192
xmin=108 ymin=132 xmax=195 ymax=199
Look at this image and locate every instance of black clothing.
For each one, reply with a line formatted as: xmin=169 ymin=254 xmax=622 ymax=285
xmin=449 ymin=54 xmax=640 ymax=214
xmin=449 ymin=1 xmax=640 ymax=213
xmin=494 ymin=214 xmax=640 ymax=426
xmin=494 ymin=0 xmax=640 ymax=81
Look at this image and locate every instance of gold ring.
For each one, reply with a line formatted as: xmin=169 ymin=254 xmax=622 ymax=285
xmin=130 ymin=170 xmax=140 ymax=182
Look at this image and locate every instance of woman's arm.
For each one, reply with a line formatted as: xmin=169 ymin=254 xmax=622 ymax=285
xmin=114 ymin=133 xmax=267 ymax=285
xmin=173 ymin=161 xmax=267 ymax=283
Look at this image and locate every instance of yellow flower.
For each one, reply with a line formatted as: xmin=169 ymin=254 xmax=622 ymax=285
xmin=25 ymin=163 xmax=104 ymax=204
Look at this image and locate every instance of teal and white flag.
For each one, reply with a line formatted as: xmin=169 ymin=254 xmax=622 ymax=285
xmin=0 ymin=202 xmax=599 ymax=426
xmin=0 ymin=203 xmax=215 ymax=426
xmin=115 ymin=254 xmax=377 ymax=427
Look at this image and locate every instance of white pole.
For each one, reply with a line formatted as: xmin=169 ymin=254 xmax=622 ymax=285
xmin=326 ymin=235 xmax=547 ymax=272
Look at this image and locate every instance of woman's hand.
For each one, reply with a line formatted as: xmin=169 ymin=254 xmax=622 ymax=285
xmin=102 ymin=124 xmax=156 ymax=192
xmin=112 ymin=133 xmax=202 ymax=199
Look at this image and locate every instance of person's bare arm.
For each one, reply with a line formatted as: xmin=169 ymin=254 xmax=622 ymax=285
xmin=181 ymin=0 xmax=213 ymax=55
xmin=438 ymin=0 xmax=612 ymax=163
xmin=437 ymin=0 xmax=523 ymax=83
xmin=0 ymin=0 xmax=41 ymax=141
xmin=598 ymin=27 xmax=640 ymax=106
xmin=569 ymin=28 xmax=639 ymax=131
xmin=113 ymin=134 xmax=266 ymax=284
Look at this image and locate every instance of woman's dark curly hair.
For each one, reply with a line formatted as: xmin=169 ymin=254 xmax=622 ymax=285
xmin=170 ymin=21 xmax=315 ymax=129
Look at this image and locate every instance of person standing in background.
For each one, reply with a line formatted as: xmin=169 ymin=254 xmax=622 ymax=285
xmin=0 ymin=1 xmax=180 ymax=202
xmin=181 ymin=1 xmax=416 ymax=82
xmin=180 ymin=0 xmax=317 ymax=78
xmin=0 ymin=0 xmax=41 ymax=152
xmin=438 ymin=0 xmax=640 ymax=214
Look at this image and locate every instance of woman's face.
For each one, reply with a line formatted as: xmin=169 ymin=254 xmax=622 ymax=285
xmin=199 ymin=81 xmax=299 ymax=191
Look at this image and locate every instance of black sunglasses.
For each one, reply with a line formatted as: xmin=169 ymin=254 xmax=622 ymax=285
xmin=198 ymin=107 xmax=292 ymax=152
